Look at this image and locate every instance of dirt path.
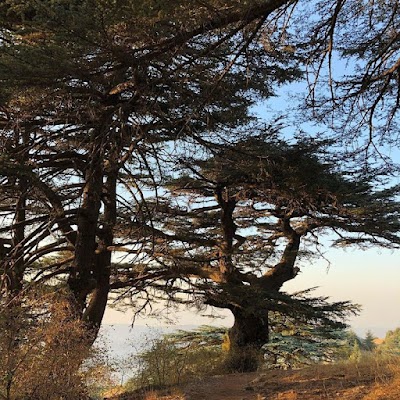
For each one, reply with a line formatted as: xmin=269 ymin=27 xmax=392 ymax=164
xmin=182 ymin=372 xmax=262 ymax=400
xmin=110 ymin=360 xmax=399 ymax=400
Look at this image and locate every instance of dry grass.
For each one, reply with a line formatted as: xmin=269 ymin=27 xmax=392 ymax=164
xmin=253 ymin=353 xmax=400 ymax=400
xmin=109 ymin=353 xmax=400 ymax=400
xmin=143 ymin=391 xmax=185 ymax=400
xmin=109 ymin=386 xmax=185 ymax=400
xmin=362 ymin=355 xmax=400 ymax=400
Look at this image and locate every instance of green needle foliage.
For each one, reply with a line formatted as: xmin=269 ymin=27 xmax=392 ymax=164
xmin=1 ymin=1 xmax=400 ymax=381
xmin=0 ymin=0 xmax=301 ymax=338
xmin=132 ymin=134 xmax=399 ymax=370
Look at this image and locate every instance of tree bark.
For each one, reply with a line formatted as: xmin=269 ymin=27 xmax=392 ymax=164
xmin=67 ymin=160 xmax=102 ymax=306
xmin=5 ymin=128 xmax=29 ymax=298
xmin=8 ymin=177 xmax=27 ymax=296
xmin=67 ymin=132 xmax=105 ymax=339
xmin=82 ymin=167 xmax=118 ymax=339
xmin=227 ymin=305 xmax=269 ymax=372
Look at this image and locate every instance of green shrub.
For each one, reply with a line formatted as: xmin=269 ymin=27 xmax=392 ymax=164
xmin=125 ymin=326 xmax=227 ymax=390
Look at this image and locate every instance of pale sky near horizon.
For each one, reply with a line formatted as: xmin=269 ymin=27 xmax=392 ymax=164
xmin=104 ymin=245 xmax=399 ymax=338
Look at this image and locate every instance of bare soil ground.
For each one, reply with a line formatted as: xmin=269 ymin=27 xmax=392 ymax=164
xmin=110 ymin=358 xmax=400 ymax=400
xmin=180 ymin=364 xmax=399 ymax=400
xmin=183 ymin=372 xmax=259 ymax=400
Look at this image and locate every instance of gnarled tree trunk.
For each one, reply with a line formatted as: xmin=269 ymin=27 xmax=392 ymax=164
xmin=226 ymin=305 xmax=269 ymax=372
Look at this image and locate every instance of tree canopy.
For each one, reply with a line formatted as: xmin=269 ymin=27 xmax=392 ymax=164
xmin=116 ymin=134 xmax=399 ymax=369
xmin=0 ymin=0 xmax=301 ymax=335
xmin=0 ymin=0 xmax=399 ymax=369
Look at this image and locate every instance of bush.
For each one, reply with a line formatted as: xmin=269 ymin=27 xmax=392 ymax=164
xmin=125 ymin=326 xmax=227 ymax=390
xmin=0 ymin=289 xmax=108 ymax=400
xmin=379 ymin=328 xmax=400 ymax=356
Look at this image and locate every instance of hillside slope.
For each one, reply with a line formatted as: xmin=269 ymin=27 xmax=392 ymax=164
xmin=109 ymin=357 xmax=400 ymax=400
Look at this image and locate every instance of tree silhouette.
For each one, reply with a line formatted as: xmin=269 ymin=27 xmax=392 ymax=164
xmin=0 ymin=0 xmax=299 ymax=338
xmin=130 ymin=134 xmax=399 ymax=370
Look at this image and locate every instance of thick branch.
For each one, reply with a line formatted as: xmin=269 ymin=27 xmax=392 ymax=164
xmin=261 ymin=217 xmax=301 ymax=290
